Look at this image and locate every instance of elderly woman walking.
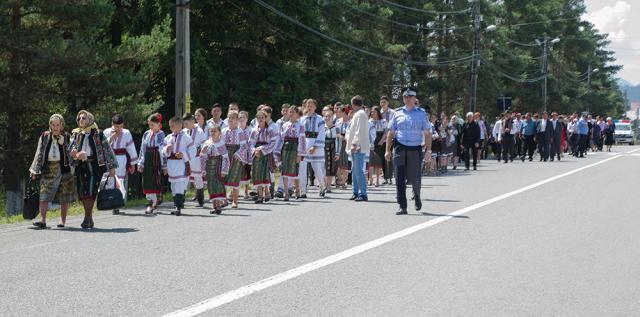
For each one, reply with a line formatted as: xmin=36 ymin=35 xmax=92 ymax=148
xmin=29 ymin=114 xmax=77 ymax=229
xmin=69 ymin=110 xmax=118 ymax=229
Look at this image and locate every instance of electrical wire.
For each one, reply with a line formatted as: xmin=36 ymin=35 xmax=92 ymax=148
xmin=379 ymin=0 xmax=471 ymax=15
xmin=344 ymin=3 xmax=473 ymax=32
xmin=253 ymin=0 xmax=475 ymax=67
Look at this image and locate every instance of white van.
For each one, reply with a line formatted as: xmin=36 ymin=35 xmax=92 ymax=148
xmin=614 ymin=121 xmax=635 ymax=145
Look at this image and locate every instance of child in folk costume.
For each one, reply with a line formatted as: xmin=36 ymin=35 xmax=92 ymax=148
xmin=238 ymin=110 xmax=252 ymax=199
xmin=274 ymin=105 xmax=291 ymax=198
xmin=200 ymin=125 xmax=229 ymax=214
xmin=368 ymin=107 xmax=387 ymax=187
xmin=103 ymin=114 xmax=138 ymax=214
xmin=299 ymin=99 xmax=327 ymax=198
xmin=29 ymin=114 xmax=77 ymax=229
xmin=162 ymin=116 xmax=194 ymax=216
xmin=248 ymin=111 xmax=279 ymax=204
xmin=275 ymin=106 xmax=306 ymax=201
xmin=222 ymin=111 xmax=252 ymax=208
xmin=138 ymin=113 xmax=167 ymax=214
xmin=69 ymin=110 xmax=118 ymax=229
xmin=183 ymin=112 xmax=207 ymax=207
xmin=335 ymin=105 xmax=351 ymax=189
xmin=323 ymin=109 xmax=339 ymax=193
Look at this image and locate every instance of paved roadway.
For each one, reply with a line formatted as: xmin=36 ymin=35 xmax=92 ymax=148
xmin=2 ymin=146 xmax=640 ymax=316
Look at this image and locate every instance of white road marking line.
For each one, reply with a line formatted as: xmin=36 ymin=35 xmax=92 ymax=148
xmin=626 ymin=148 xmax=640 ymax=154
xmin=162 ymin=154 xmax=623 ymax=317
xmin=632 ymin=153 xmax=640 ymax=157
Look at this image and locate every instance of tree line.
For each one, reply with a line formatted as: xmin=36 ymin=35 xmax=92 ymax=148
xmin=0 ymin=0 xmax=626 ymax=211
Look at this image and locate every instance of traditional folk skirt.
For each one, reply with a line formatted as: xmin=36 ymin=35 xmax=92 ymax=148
xmin=324 ymin=138 xmax=337 ymax=177
xmin=76 ymin=158 xmax=104 ymax=201
xmin=225 ymin=144 xmax=243 ymax=189
xmin=39 ymin=161 xmax=76 ymax=203
xmin=280 ymin=138 xmax=299 ymax=179
xmin=251 ymin=144 xmax=271 ymax=188
xmin=206 ymin=156 xmax=226 ymax=201
xmin=370 ymin=132 xmax=385 ymax=169
xmin=142 ymin=147 xmax=162 ymax=195
xmin=240 ymin=163 xmax=251 ymax=185
xmin=337 ymin=138 xmax=351 ymax=171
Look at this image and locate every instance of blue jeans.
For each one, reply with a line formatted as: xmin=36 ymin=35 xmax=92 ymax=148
xmin=351 ymin=152 xmax=367 ymax=197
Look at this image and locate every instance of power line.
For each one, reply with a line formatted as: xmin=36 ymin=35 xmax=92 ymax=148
xmin=379 ymin=0 xmax=471 ymax=15
xmin=253 ymin=0 xmax=475 ymax=67
xmin=344 ymin=3 xmax=473 ymax=32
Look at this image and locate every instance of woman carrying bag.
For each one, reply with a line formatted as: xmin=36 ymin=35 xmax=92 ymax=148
xmin=28 ymin=114 xmax=77 ymax=229
xmin=69 ymin=110 xmax=118 ymax=229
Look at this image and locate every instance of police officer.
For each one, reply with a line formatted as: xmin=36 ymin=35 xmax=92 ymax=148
xmin=385 ymin=87 xmax=432 ymax=215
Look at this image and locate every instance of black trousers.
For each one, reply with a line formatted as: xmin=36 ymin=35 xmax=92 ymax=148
xmin=501 ymin=134 xmax=514 ymax=162
xmin=462 ymin=144 xmax=477 ymax=169
xmin=570 ymin=134 xmax=579 ymax=156
xmin=393 ymin=143 xmax=423 ymax=210
xmin=537 ymin=132 xmax=549 ymax=161
xmin=549 ymin=137 xmax=561 ymax=159
xmin=514 ymin=135 xmax=522 ymax=158
xmin=524 ymin=135 xmax=536 ymax=159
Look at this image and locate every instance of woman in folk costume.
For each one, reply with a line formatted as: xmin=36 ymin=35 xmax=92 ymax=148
xmin=29 ymin=114 xmax=77 ymax=229
xmin=222 ymin=110 xmax=251 ymax=208
xmin=248 ymin=110 xmax=279 ymax=204
xmin=195 ymin=108 xmax=210 ymax=140
xmin=162 ymin=116 xmax=194 ymax=216
xmin=275 ymin=105 xmax=305 ymax=201
xmin=299 ymin=99 xmax=327 ymax=198
xmin=183 ymin=112 xmax=207 ymax=207
xmin=335 ymin=105 xmax=351 ymax=189
xmin=137 ymin=113 xmax=167 ymax=214
xmin=69 ymin=110 xmax=118 ymax=229
xmin=200 ymin=125 xmax=229 ymax=214
xmin=323 ymin=108 xmax=339 ymax=193
xmin=238 ymin=110 xmax=252 ymax=200
xmin=103 ymin=114 xmax=138 ymax=215
xmin=368 ymin=106 xmax=387 ymax=187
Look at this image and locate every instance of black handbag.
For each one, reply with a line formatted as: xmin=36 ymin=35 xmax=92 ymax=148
xmin=23 ymin=176 xmax=40 ymax=220
xmin=97 ymin=175 xmax=125 ymax=211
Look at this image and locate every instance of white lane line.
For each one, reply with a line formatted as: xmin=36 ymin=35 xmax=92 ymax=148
xmin=162 ymin=154 xmax=623 ymax=317
xmin=626 ymin=148 xmax=640 ymax=154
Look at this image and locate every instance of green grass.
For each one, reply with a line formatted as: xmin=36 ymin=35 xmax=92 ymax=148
xmin=0 ymin=192 xmax=175 ymax=225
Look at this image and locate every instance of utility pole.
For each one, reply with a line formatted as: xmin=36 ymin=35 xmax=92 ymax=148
xmin=541 ymin=36 xmax=549 ymax=114
xmin=470 ymin=0 xmax=481 ymax=113
xmin=539 ymin=36 xmax=560 ymax=113
xmin=175 ymin=0 xmax=191 ymax=117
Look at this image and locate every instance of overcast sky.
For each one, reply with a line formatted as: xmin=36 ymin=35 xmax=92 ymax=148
xmin=584 ymin=0 xmax=640 ymax=85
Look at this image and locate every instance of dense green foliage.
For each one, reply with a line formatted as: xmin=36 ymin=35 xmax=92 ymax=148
xmin=0 ymin=0 xmax=627 ymax=203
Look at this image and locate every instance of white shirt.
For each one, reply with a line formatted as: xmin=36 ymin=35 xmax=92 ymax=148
xmin=48 ymin=139 xmax=60 ymax=162
xmin=81 ymin=133 xmax=93 ymax=157
xmin=511 ymin=119 xmax=521 ymax=135
xmin=492 ymin=120 xmax=503 ymax=141
xmin=539 ymin=119 xmax=547 ymax=132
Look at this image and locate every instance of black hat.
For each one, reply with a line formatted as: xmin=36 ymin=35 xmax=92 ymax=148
xmin=401 ymin=87 xmax=417 ymax=97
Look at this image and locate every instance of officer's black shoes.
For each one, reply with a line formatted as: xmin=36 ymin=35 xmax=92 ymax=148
xmin=355 ymin=196 xmax=368 ymax=202
xmin=113 ymin=209 xmax=120 ymax=215
xmin=396 ymin=209 xmax=408 ymax=215
xmin=174 ymin=207 xmax=181 ymax=216
xmin=349 ymin=194 xmax=358 ymax=200
xmin=473 ymin=166 xmax=477 ymax=170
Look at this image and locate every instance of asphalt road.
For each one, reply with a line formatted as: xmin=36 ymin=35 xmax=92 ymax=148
xmin=2 ymin=146 xmax=639 ymax=316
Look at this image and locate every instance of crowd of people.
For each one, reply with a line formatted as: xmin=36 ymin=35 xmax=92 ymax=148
xmin=28 ymin=87 xmax=618 ymax=229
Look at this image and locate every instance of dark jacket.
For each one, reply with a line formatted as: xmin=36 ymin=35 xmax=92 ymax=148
xmin=461 ymin=121 xmax=481 ymax=146
xmin=29 ymin=131 xmax=72 ymax=175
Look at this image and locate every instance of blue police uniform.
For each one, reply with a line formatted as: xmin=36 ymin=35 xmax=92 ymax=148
xmin=388 ymin=89 xmax=431 ymax=214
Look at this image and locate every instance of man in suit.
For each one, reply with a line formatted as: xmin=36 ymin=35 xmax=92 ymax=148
xmin=549 ymin=112 xmax=563 ymax=161
xmin=461 ymin=112 xmax=481 ymax=170
xmin=501 ymin=112 xmax=514 ymax=163
xmin=536 ymin=111 xmax=553 ymax=162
